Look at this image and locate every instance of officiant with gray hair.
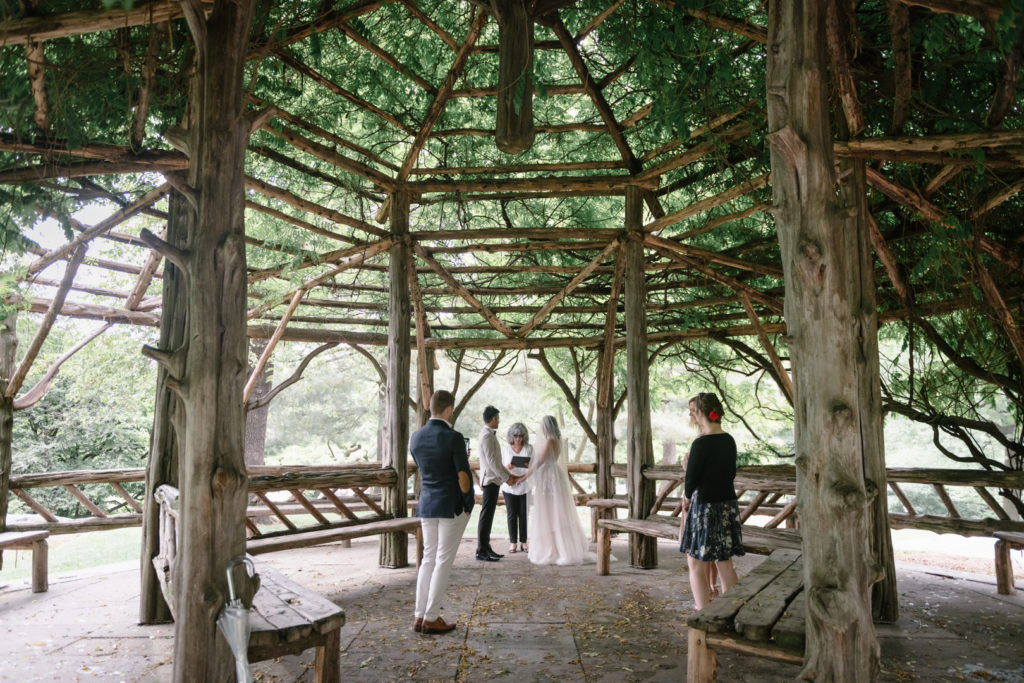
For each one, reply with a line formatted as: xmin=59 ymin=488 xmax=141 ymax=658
xmin=500 ymin=422 xmax=532 ymax=554
xmin=476 ymin=405 xmax=520 ymax=561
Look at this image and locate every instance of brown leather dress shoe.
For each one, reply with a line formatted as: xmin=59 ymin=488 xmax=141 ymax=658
xmin=414 ymin=617 xmax=423 ymax=632
xmin=420 ymin=616 xmax=457 ymax=634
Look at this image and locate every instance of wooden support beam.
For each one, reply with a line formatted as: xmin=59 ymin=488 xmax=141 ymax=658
xmin=29 ymin=183 xmax=169 ymax=275
xmin=257 ymin=124 xmax=395 ymax=190
xmin=409 ymin=159 xmax=627 ymax=175
xmin=398 ymin=0 xmax=458 ymax=50
xmin=245 ymin=199 xmax=356 ymax=246
xmin=6 ymin=245 xmax=87 ymax=399
xmin=0 ymin=0 xmax=204 ymax=45
xmin=247 ymin=237 xmax=394 ymax=319
xmin=273 ymin=48 xmax=416 ymax=135
xmin=624 ymin=187 xmax=657 ymax=568
xmin=336 ymin=21 xmax=436 ymax=94
xmin=243 ymin=290 xmax=304 ymax=402
xmin=577 ymin=0 xmax=627 ymax=40
xmin=643 ymin=173 xmax=769 ymax=234
xmin=635 ymin=121 xmax=753 ymax=182
xmin=400 ymin=10 xmax=487 ymax=180
xmin=515 ymin=239 xmax=620 ymax=337
xmin=738 ymin=292 xmax=793 ymax=404
xmin=408 ymin=174 xmax=658 ymax=194
xmin=408 ymin=253 xmax=432 ymax=414
xmin=248 ymin=239 xmax=392 ymax=284
xmin=25 ymin=33 xmax=49 ymax=132
xmin=13 ymin=322 xmax=111 ymax=411
xmin=246 ymin=0 xmax=381 ymax=59
xmin=0 ymin=158 xmax=187 ymax=184
xmin=896 ymin=0 xmax=1001 ymax=22
xmin=412 ymin=243 xmax=515 ymax=338
xmin=383 ymin=191 xmax=411 ymax=567
xmin=644 ymin=232 xmax=783 ymax=279
xmin=245 ymin=176 xmax=386 ymax=237
xmin=131 ymin=21 xmax=165 ymax=150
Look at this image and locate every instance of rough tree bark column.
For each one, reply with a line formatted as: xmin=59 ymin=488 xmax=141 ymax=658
xmin=0 ymin=314 xmax=15 ymax=558
xmin=766 ymin=0 xmax=882 ymax=679
xmin=381 ymin=190 xmax=410 ymax=568
xmin=596 ymin=347 xmax=614 ymax=499
xmin=624 ymin=186 xmax=656 ymax=568
xmin=139 ymin=191 xmax=188 ymax=625
xmin=160 ymin=2 xmax=257 ymax=680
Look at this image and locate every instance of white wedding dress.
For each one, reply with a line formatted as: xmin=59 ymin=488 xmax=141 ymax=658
xmin=527 ymin=439 xmax=594 ymax=566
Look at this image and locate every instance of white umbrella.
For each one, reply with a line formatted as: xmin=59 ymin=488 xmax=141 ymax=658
xmin=217 ymin=556 xmax=257 ymax=683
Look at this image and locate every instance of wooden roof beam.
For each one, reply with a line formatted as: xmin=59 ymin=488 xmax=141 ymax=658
xmin=10 ymin=296 xmax=160 ymax=326
xmin=408 ymin=174 xmax=657 ymax=194
xmin=245 ymin=199 xmax=357 ymax=246
xmin=431 ymin=122 xmax=607 ymax=136
xmin=644 ymin=173 xmax=769 ymax=234
xmin=635 ymin=121 xmax=753 ymax=182
xmin=577 ymin=0 xmax=627 ymax=40
xmin=246 ymin=94 xmax=399 ymax=172
xmin=398 ymin=0 xmax=459 ymax=51
xmin=408 ymin=159 xmax=628 ymax=175
xmin=245 ymin=176 xmax=386 ymax=238
xmin=412 ymin=242 xmax=516 ymax=338
xmin=336 ymin=21 xmax=437 ymax=94
xmin=246 ymin=0 xmax=381 ymax=59
xmin=652 ymin=0 xmax=767 ymax=42
xmin=399 ymin=9 xmax=489 ymax=180
xmin=248 ymin=240 xmax=391 ymax=284
xmin=273 ymin=48 xmax=417 ymax=136
xmin=896 ymin=0 xmax=1002 ymax=23
xmin=640 ymin=99 xmax=759 ymax=164
xmin=645 ymin=233 xmax=783 ymax=279
xmin=0 ymin=0 xmax=204 ymax=46
xmin=257 ymin=124 xmax=396 ymax=190
xmin=0 ymin=157 xmax=187 ymax=184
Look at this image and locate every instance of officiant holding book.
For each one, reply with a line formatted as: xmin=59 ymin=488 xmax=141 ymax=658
xmin=500 ymin=422 xmax=533 ymax=554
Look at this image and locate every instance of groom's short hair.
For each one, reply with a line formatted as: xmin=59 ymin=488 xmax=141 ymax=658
xmin=483 ymin=405 xmax=499 ymax=423
xmin=430 ymin=390 xmax=455 ymax=416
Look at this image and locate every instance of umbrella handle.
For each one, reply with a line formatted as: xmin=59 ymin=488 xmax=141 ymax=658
xmin=225 ymin=555 xmax=256 ymax=603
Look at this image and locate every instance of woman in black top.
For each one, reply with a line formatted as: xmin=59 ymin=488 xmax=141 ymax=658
xmin=679 ymin=392 xmax=744 ymax=609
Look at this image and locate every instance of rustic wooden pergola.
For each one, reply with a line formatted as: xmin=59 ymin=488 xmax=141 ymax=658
xmin=2 ymin=1 xmax=1023 ymax=680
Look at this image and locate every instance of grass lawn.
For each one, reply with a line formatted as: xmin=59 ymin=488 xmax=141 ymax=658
xmin=1 ymin=526 xmax=141 ymax=582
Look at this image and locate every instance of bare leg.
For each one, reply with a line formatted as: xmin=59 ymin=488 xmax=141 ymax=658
xmin=708 ymin=563 xmax=720 ymax=597
xmin=714 ymin=559 xmax=738 ymax=593
xmin=688 ymin=555 xmax=712 ymax=610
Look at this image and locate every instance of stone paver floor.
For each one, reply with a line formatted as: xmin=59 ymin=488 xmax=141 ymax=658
xmin=1 ymin=536 xmax=1022 ymax=681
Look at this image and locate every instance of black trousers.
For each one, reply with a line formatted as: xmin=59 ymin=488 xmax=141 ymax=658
xmin=477 ymin=482 xmax=501 ymax=554
xmin=503 ymin=491 xmax=527 ymax=544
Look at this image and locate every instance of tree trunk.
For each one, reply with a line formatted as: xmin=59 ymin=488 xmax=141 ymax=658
xmin=662 ymin=440 xmax=677 ymax=465
xmin=244 ymin=338 xmax=271 ymax=468
xmin=624 ymin=186 xmax=656 ymax=568
xmin=596 ymin=347 xmax=615 ymax=499
xmin=381 ymin=191 xmax=410 ymax=568
xmin=139 ymin=190 xmax=188 ymax=625
xmin=168 ymin=3 xmax=256 ymax=680
xmin=492 ymin=0 xmax=535 ymax=154
xmin=766 ymin=0 xmax=881 ymax=678
xmin=0 ymin=313 xmax=16 ymax=569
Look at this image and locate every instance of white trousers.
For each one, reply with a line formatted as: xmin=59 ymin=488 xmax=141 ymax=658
xmin=415 ymin=512 xmax=469 ymax=621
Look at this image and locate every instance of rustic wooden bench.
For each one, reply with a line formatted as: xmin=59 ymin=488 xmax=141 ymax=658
xmin=686 ymin=548 xmax=805 ymax=681
xmin=994 ymin=531 xmax=1024 ymax=595
xmin=594 ymin=514 xmax=802 ymax=575
xmin=153 ymin=486 xmax=346 ymax=682
xmin=0 ymin=529 xmax=50 ymax=592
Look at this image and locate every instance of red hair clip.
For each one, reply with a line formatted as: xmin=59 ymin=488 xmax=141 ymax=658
xmin=708 ymin=410 xmax=720 ymax=421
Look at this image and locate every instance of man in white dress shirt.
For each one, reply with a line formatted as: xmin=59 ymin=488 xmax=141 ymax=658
xmin=476 ymin=405 xmax=519 ymax=561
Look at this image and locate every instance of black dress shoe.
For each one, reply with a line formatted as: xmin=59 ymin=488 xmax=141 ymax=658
xmin=476 ymin=553 xmax=499 ymax=561
xmin=486 ymin=550 xmax=504 ymax=560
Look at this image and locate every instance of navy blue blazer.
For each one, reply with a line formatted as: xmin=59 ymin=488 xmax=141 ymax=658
xmin=410 ymin=418 xmax=475 ymax=518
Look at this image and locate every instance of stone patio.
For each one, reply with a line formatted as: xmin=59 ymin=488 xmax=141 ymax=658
xmin=1 ymin=536 xmax=1022 ymax=681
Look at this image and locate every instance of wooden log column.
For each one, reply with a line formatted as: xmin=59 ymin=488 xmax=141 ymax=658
xmin=140 ymin=3 xmax=258 ymax=680
xmin=0 ymin=313 xmax=15 ymax=561
xmin=595 ymin=346 xmax=614 ymax=499
xmin=139 ymin=190 xmax=188 ymax=625
xmin=767 ymin=0 xmax=881 ymax=678
xmin=624 ymin=186 xmax=657 ymax=568
xmin=381 ymin=190 xmax=410 ymax=568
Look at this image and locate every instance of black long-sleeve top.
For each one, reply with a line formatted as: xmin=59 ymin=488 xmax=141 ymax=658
xmin=684 ymin=432 xmax=738 ymax=503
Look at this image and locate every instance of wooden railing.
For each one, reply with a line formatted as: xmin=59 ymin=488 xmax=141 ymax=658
xmin=6 ymin=461 xmax=1022 ymax=541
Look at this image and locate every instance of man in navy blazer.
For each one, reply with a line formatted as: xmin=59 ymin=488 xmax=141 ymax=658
xmin=410 ymin=389 xmax=474 ymax=635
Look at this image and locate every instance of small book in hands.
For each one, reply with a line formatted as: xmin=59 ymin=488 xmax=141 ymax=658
xmin=510 ymin=455 xmax=531 ymax=468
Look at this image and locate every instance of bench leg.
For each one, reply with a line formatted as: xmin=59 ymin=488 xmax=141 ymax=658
xmin=313 ymin=628 xmax=341 ymax=683
xmin=31 ymin=539 xmax=48 ymax=593
xmin=995 ymin=540 xmax=1015 ymax=595
xmin=597 ymin=526 xmax=611 ymax=576
xmin=687 ymin=628 xmax=716 ymax=682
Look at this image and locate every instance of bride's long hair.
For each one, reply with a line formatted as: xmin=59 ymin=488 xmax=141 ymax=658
xmin=540 ymin=415 xmax=561 ymax=441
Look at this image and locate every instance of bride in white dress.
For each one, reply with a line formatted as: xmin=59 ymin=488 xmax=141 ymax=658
xmin=523 ymin=415 xmax=593 ymax=565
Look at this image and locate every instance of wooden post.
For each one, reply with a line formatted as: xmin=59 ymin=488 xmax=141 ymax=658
xmin=381 ymin=190 xmax=410 ymax=568
xmin=995 ymin=539 xmax=1015 ymax=595
xmin=624 ymin=186 xmax=657 ymax=568
xmin=0 ymin=313 xmax=16 ymax=568
xmin=139 ymin=190 xmax=188 ymax=625
xmin=767 ymin=0 xmax=880 ymax=678
xmin=151 ymin=3 xmax=257 ymax=680
xmin=687 ymin=627 xmax=717 ymax=682
xmin=596 ymin=245 xmax=624 ymax=500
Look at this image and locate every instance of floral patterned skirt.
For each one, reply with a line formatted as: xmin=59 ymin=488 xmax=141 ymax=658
xmin=680 ymin=491 xmax=746 ymax=562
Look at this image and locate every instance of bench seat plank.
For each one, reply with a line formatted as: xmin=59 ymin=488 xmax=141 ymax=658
xmin=248 ymin=562 xmax=345 ymax=652
xmin=735 ymin=556 xmax=804 ymax=642
xmin=994 ymin=531 xmax=1024 ymax=545
xmin=597 ymin=516 xmax=802 ymax=554
xmin=0 ymin=530 xmax=50 ymax=547
xmin=686 ymin=548 xmax=801 ymax=633
xmin=771 ymin=589 xmax=806 ymax=653
xmin=248 ymin=517 xmax=420 ymax=555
